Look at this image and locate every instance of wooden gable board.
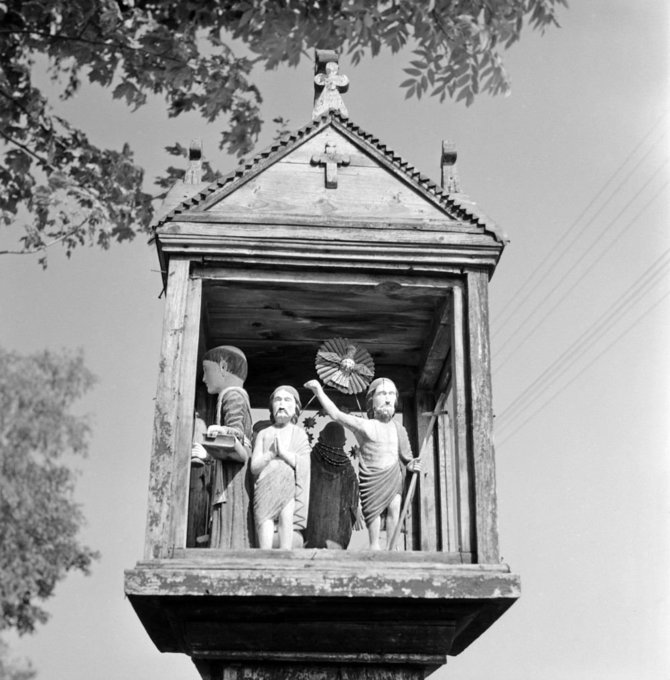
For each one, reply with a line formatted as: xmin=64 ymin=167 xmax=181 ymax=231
xmin=204 ymin=127 xmax=449 ymax=224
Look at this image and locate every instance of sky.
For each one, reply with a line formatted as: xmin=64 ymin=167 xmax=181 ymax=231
xmin=1 ymin=1 xmax=669 ymax=679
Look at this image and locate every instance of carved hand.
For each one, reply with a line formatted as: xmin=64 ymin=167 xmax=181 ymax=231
xmin=191 ymin=442 xmax=209 ymax=460
xmin=273 ymin=433 xmax=296 ymax=468
xmin=407 ymin=458 xmax=422 ymax=473
xmin=206 ymin=425 xmax=222 ymax=438
xmin=303 ymin=379 xmax=322 ymax=393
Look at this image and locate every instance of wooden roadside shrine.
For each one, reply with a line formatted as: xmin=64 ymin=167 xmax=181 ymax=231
xmin=124 ymin=51 xmax=520 ymax=680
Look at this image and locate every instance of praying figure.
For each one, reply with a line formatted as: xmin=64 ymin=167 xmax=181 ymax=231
xmin=304 ymin=378 xmax=421 ymax=550
xmin=251 ymin=386 xmax=311 ymax=549
xmin=193 ymin=345 xmax=254 ymax=549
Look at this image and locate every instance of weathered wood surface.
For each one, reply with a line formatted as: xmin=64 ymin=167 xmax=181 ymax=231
xmin=451 ymin=286 xmax=472 ymax=555
xmin=158 ymin=219 xmax=499 ymax=245
xmin=465 ymin=270 xmax=498 ymax=564
xmin=156 ymin=222 xmax=503 ymax=278
xmin=144 ymin=259 xmax=201 ymax=559
xmin=168 ymin=548 xmax=475 ymax=565
xmin=125 ymin=553 xmax=516 ymax=598
xmin=205 ymin=131 xmax=447 ymax=221
xmin=124 ymin=553 xmax=518 ymax=663
xmin=195 ymin=268 xmax=457 ymax=291
xmin=414 ymin=391 xmax=437 ymax=552
xmin=163 ymin=212 xmax=482 ymax=233
xmin=163 ymin=120 xmax=502 ymax=243
xmin=214 ymin=165 xmax=447 ymax=221
xmin=416 ymin=295 xmax=451 ymax=391
xmin=194 ymin=660 xmax=437 ymax=680
xmin=438 ymin=411 xmax=458 ymax=553
xmin=169 ymin=273 xmax=203 ymax=555
xmin=199 ymin=277 xmax=446 ymax=401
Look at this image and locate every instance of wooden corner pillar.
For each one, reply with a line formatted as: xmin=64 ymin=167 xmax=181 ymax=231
xmin=465 ymin=270 xmax=499 ymax=564
xmin=144 ymin=257 xmax=202 ymax=559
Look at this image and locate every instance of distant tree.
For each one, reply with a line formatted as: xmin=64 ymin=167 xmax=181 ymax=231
xmin=0 ymin=639 xmax=35 ymax=680
xmin=0 ymin=0 xmax=567 ymax=263
xmin=0 ymin=347 xmax=98 ymax=635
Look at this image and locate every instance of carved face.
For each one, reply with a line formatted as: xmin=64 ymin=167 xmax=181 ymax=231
xmin=202 ymin=360 xmax=230 ymax=394
xmin=271 ymin=388 xmax=297 ymax=426
xmin=371 ymin=379 xmax=397 ymax=423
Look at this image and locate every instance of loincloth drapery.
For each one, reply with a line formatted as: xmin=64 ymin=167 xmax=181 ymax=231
xmin=253 ymin=460 xmax=295 ymax=524
xmin=358 ymin=460 xmax=402 ymax=526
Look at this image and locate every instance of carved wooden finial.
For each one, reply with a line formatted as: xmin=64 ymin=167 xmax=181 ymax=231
xmin=184 ymin=139 xmax=203 ymax=184
xmin=313 ymin=50 xmax=349 ymax=120
xmin=311 ymin=141 xmax=350 ymax=188
xmin=441 ymin=140 xmax=461 ymax=193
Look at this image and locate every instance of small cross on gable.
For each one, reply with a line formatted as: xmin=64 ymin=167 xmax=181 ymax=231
xmin=311 ymin=142 xmax=350 ymax=189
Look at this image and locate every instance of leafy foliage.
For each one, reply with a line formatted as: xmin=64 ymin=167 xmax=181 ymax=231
xmin=154 ymin=142 xmax=223 ymax=197
xmin=0 ymin=639 xmax=35 ymax=680
xmin=0 ymin=0 xmax=566 ymax=263
xmin=0 ymin=347 xmax=99 ymax=635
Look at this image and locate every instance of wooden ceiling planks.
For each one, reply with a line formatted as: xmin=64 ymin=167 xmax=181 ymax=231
xmin=201 ymin=278 xmax=449 ymax=402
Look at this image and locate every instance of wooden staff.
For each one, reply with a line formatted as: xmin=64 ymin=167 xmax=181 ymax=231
xmin=388 ymin=393 xmax=448 ymax=550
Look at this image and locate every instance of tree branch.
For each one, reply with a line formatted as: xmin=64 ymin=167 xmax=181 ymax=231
xmin=0 ymin=222 xmax=86 ymax=257
xmin=0 ymin=29 xmax=189 ymax=65
xmin=0 ymin=129 xmax=53 ymax=169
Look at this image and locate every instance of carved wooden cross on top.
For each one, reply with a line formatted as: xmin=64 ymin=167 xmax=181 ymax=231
xmin=311 ymin=142 xmax=350 ymax=189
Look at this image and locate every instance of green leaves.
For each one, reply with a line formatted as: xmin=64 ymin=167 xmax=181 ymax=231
xmin=0 ymin=347 xmax=99 ymax=636
xmin=0 ymin=0 xmax=566 ymax=264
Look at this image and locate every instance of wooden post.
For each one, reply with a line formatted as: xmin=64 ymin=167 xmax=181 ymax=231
xmin=451 ymin=284 xmax=472 ymax=556
xmin=465 ymin=270 xmax=499 ymax=564
xmin=144 ymin=258 xmax=202 ymax=559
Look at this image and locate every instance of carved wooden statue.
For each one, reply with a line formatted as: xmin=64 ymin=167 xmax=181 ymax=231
xmin=305 ymin=421 xmax=360 ymax=550
xmin=313 ymin=61 xmax=349 ymax=119
xmin=304 ymin=378 xmax=420 ymax=550
xmin=193 ymin=345 xmax=254 ymax=549
xmin=251 ymin=386 xmax=311 ymax=549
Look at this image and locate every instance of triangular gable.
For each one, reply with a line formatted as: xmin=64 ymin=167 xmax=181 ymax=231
xmin=207 ymin=127 xmax=450 ymax=223
xmin=155 ymin=114 xmax=505 ymax=242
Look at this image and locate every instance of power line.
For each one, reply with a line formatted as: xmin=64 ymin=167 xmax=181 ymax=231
xmin=496 ymin=288 xmax=670 ymax=447
xmin=497 ymin=250 xmax=670 ymax=425
xmin=496 ymin=248 xmax=670 ymax=430
xmin=492 ymin=112 xmax=667 ymax=332
xmin=493 ymin=170 xmax=669 ymax=370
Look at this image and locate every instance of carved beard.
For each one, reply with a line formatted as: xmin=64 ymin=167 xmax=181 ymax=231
xmin=273 ymin=408 xmax=293 ymax=425
xmin=373 ymin=405 xmax=395 ymax=423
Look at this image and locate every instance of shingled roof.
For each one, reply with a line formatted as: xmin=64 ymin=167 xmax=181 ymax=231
xmin=152 ymin=112 xmax=506 ymax=243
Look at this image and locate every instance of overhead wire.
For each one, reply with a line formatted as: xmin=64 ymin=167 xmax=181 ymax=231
xmin=492 ymin=111 xmax=667 ymax=333
xmin=496 ymin=288 xmax=670 ymax=446
xmin=489 ymin=112 xmax=669 ymax=441
xmin=493 ymin=168 xmax=669 ymax=371
xmin=496 ymin=247 xmax=670 ymax=432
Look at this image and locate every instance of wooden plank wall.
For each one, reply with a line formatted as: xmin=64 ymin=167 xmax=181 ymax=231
xmin=415 ymin=391 xmax=437 ymax=551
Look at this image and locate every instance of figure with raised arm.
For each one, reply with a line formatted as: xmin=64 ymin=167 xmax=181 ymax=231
xmin=304 ymin=378 xmax=420 ymax=550
xmin=251 ymin=386 xmax=311 ymax=549
xmin=193 ymin=345 xmax=253 ymax=549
